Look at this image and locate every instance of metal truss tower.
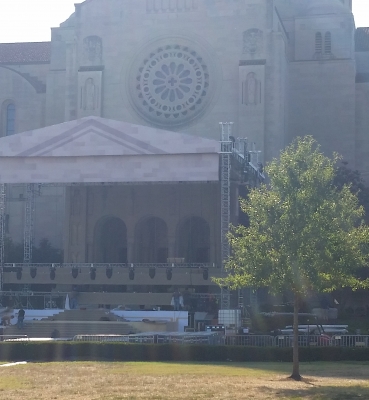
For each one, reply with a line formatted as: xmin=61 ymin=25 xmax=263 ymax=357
xmin=219 ymin=123 xmax=233 ymax=310
xmin=0 ymin=184 xmax=6 ymax=292
xmin=24 ymin=183 xmax=35 ymax=264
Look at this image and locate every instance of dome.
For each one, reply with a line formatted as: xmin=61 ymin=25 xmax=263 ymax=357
xmin=300 ymin=0 xmax=351 ymax=16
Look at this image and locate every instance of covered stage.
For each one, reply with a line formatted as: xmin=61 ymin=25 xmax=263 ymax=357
xmin=0 ymin=117 xmax=263 ymax=311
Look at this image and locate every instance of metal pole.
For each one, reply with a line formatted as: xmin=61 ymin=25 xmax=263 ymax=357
xmin=0 ymin=184 xmax=6 ymax=292
xmin=24 ymin=183 xmax=35 ymax=264
xmin=219 ymin=123 xmax=233 ymax=310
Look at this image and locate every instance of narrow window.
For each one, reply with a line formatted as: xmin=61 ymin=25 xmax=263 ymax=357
xmin=6 ymin=104 xmax=16 ymax=136
xmin=324 ymin=32 xmax=332 ymax=54
xmin=315 ymin=32 xmax=323 ymax=54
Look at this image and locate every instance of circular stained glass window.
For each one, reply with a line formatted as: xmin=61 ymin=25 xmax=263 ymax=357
xmin=128 ymin=42 xmax=216 ymax=128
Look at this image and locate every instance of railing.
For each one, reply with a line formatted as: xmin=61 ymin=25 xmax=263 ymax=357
xmin=226 ymin=335 xmax=369 ymax=348
xmin=2 ymin=263 xmax=217 ymax=269
xmin=0 ymin=335 xmax=29 ymax=341
xmin=225 ymin=335 xmax=274 ymax=347
xmin=6 ymin=332 xmax=369 ymax=347
xmin=73 ymin=333 xmax=223 ymax=345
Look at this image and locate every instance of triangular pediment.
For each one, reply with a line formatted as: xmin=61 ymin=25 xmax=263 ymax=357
xmin=0 ymin=117 xmax=219 ymax=157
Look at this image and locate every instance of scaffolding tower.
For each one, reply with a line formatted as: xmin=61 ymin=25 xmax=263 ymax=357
xmin=0 ymin=184 xmax=6 ymax=292
xmin=219 ymin=123 xmax=233 ymax=310
xmin=23 ymin=183 xmax=35 ymax=264
xmin=219 ymin=124 xmax=265 ymax=310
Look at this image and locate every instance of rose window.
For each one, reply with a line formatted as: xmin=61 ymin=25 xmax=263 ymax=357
xmin=128 ymin=43 xmax=214 ymax=128
xmin=153 ymin=62 xmax=192 ymax=102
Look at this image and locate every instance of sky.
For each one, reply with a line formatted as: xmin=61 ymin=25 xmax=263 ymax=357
xmin=0 ymin=0 xmax=367 ymax=44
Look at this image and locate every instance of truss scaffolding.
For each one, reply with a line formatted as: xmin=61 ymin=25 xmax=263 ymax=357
xmin=23 ymin=183 xmax=35 ymax=264
xmin=0 ymin=184 xmax=6 ymax=292
xmin=219 ymin=123 xmax=233 ymax=310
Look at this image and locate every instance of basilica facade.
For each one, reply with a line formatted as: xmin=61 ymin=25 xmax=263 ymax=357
xmin=0 ymin=0 xmax=368 ymax=277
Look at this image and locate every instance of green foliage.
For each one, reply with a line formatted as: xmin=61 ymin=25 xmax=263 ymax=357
xmin=220 ymin=136 xmax=369 ymax=296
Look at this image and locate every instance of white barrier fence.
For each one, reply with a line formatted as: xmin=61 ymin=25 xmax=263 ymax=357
xmin=226 ymin=335 xmax=369 ymax=347
xmin=73 ymin=333 xmax=369 ymax=347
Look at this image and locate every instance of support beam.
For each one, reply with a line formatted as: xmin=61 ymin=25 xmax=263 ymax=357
xmin=0 ymin=184 xmax=6 ymax=292
xmin=219 ymin=123 xmax=233 ymax=310
xmin=24 ymin=183 xmax=35 ymax=264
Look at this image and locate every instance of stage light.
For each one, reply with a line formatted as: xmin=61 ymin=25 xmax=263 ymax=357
xmin=149 ymin=267 xmax=156 ymax=279
xmin=90 ymin=267 xmax=96 ymax=280
xmin=30 ymin=267 xmax=37 ymax=279
xmin=166 ymin=267 xmax=172 ymax=281
xmin=202 ymin=268 xmax=208 ymax=280
xmin=72 ymin=267 xmax=78 ymax=279
xmin=106 ymin=267 xmax=113 ymax=279
xmin=129 ymin=268 xmax=135 ymax=280
xmin=16 ymin=268 xmax=22 ymax=280
xmin=50 ymin=268 xmax=56 ymax=280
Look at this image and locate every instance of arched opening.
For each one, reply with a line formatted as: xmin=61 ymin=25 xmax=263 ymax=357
xmin=94 ymin=217 xmax=127 ymax=263
xmin=177 ymin=216 xmax=210 ymax=263
xmin=135 ymin=217 xmax=168 ymax=263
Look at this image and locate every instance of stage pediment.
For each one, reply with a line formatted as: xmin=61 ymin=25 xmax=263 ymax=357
xmin=0 ymin=117 xmax=219 ymax=157
xmin=0 ymin=117 xmax=219 ymax=184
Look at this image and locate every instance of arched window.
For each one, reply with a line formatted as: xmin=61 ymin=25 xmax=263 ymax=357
xmin=324 ymin=32 xmax=332 ymax=54
xmin=315 ymin=32 xmax=323 ymax=54
xmin=6 ymin=103 xmax=16 ymax=136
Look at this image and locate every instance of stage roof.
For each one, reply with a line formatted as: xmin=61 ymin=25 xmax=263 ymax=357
xmin=0 ymin=117 xmax=220 ymax=184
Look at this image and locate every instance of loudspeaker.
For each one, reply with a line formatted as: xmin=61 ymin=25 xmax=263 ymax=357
xmin=166 ymin=268 xmax=172 ymax=281
xmin=149 ymin=267 xmax=156 ymax=279
xmin=50 ymin=268 xmax=56 ymax=280
xmin=90 ymin=267 xmax=96 ymax=280
xmin=16 ymin=268 xmax=22 ymax=280
xmin=202 ymin=268 xmax=208 ymax=280
xmin=30 ymin=267 xmax=37 ymax=279
xmin=129 ymin=268 xmax=135 ymax=280
xmin=106 ymin=267 xmax=113 ymax=279
xmin=72 ymin=267 xmax=78 ymax=279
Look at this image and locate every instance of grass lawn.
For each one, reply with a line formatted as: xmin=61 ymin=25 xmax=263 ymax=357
xmin=0 ymin=361 xmax=368 ymax=399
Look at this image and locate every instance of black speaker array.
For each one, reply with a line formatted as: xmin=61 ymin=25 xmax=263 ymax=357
xmin=72 ymin=267 xmax=78 ymax=279
xmin=106 ymin=267 xmax=113 ymax=279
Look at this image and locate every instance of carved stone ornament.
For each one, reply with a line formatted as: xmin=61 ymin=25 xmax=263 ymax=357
xmin=243 ymin=29 xmax=263 ymax=55
xmin=83 ymin=36 xmax=103 ymax=65
xmin=127 ymin=39 xmax=217 ymax=128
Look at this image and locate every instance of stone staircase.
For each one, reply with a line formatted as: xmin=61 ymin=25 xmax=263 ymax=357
xmin=5 ymin=309 xmax=139 ymax=339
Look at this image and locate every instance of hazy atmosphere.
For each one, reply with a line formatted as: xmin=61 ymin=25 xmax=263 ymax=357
xmin=0 ymin=0 xmax=368 ymax=43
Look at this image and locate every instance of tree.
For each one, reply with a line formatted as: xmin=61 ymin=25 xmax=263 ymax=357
xmin=220 ymin=137 xmax=369 ymax=380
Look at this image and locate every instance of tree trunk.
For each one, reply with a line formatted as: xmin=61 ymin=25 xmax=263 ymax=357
xmin=289 ymin=292 xmax=301 ymax=381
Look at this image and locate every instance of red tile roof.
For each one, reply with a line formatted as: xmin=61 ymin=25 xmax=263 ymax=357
xmin=0 ymin=42 xmax=51 ymax=64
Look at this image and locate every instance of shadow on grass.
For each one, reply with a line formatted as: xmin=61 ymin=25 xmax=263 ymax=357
xmin=262 ymin=384 xmax=369 ymax=399
xmin=214 ymin=361 xmax=369 ymax=380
